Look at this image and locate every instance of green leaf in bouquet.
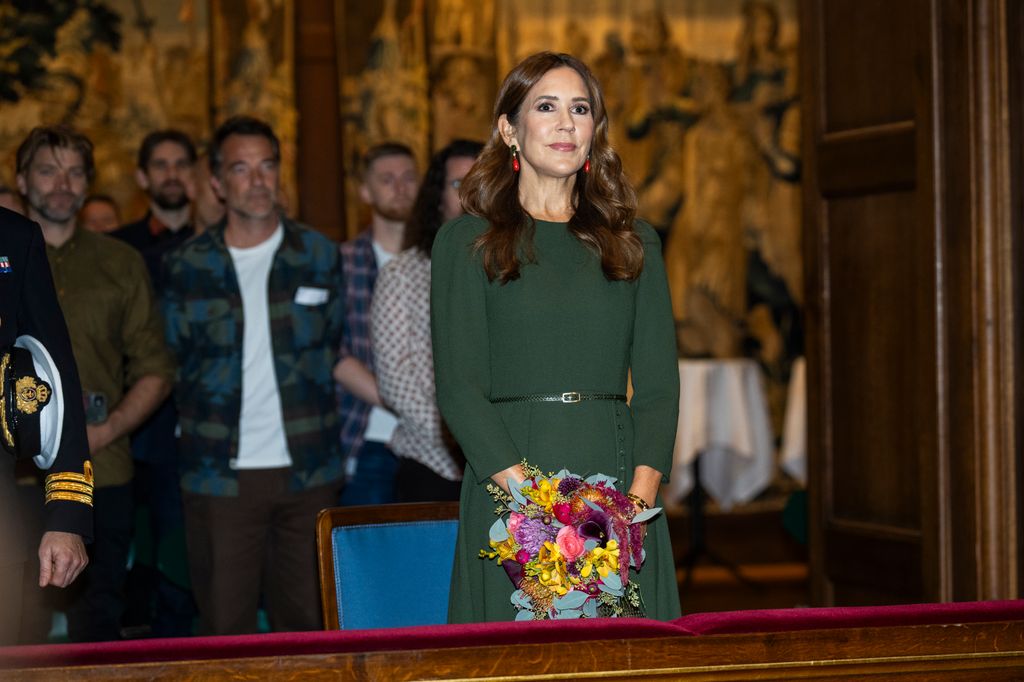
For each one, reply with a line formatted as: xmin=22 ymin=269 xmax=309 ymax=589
xmin=599 ymin=572 xmax=623 ymax=595
xmin=489 ymin=518 xmax=509 ymax=543
xmin=515 ymin=609 xmax=535 ymax=621
xmin=582 ymin=497 xmax=603 ymax=512
xmin=584 ymin=473 xmax=618 ymax=486
xmin=555 ymin=608 xmax=584 ymax=619
xmin=582 ymin=598 xmax=598 ymax=618
xmin=631 ymin=507 xmax=662 ymax=524
xmin=554 ymin=468 xmax=573 ymax=479
xmin=583 ymin=539 xmax=598 ymax=552
xmin=553 ymin=590 xmax=588 ymax=610
xmin=511 ymin=589 xmax=533 ymax=609
xmin=510 ymin=483 xmax=529 ymax=507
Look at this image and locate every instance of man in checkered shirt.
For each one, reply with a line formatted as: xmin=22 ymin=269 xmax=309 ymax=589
xmin=333 ymin=143 xmax=419 ymax=505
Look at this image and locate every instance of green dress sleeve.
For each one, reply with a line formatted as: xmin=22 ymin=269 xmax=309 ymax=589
xmin=431 ymin=216 xmax=522 ymax=483
xmin=629 ymin=221 xmax=680 ymax=482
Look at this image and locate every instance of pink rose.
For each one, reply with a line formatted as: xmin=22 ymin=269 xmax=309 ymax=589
xmin=553 ymin=503 xmax=572 ymax=525
xmin=507 ymin=512 xmax=525 ymax=535
xmin=556 ymin=525 xmax=586 ymax=561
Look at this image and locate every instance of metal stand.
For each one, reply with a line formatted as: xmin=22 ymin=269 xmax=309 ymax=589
xmin=678 ymin=455 xmax=761 ymax=594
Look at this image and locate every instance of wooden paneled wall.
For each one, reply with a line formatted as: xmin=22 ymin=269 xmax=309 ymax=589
xmin=802 ymin=0 xmax=1021 ymax=605
xmin=295 ymin=0 xmax=345 ymax=240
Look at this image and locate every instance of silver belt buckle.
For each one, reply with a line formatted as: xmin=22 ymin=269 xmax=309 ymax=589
xmin=561 ymin=391 xmax=581 ymax=403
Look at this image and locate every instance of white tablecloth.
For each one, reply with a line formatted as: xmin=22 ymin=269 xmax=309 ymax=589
xmin=664 ymin=358 xmax=774 ymax=511
xmin=780 ymin=356 xmax=806 ymax=485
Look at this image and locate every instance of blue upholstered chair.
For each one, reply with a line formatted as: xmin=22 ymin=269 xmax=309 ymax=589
xmin=316 ymin=502 xmax=459 ymax=630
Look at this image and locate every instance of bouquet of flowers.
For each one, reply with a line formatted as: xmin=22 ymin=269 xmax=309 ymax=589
xmin=479 ymin=461 xmax=661 ymax=620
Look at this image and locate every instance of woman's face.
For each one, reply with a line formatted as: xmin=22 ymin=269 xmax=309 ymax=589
xmin=501 ymin=66 xmax=595 ymax=181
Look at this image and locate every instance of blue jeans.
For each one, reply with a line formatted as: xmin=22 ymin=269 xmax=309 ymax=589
xmin=339 ymin=441 xmax=398 ymax=506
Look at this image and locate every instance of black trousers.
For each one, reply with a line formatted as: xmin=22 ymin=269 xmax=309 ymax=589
xmin=393 ymin=457 xmax=462 ymax=503
xmin=63 ymin=484 xmax=134 ymax=642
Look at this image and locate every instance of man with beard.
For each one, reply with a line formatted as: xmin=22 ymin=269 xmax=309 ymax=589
xmin=112 ymin=130 xmax=199 ymax=637
xmin=162 ymin=117 xmax=344 ymax=634
xmin=113 ymin=130 xmax=197 ymax=287
xmin=333 ymin=143 xmax=419 ymax=505
xmin=14 ymin=126 xmax=175 ymax=642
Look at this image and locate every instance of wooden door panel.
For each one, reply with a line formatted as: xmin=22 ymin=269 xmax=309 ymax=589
xmin=821 ymin=0 xmax=918 ymax=132
xmin=805 ymin=0 xmax=1020 ymax=604
xmin=826 ymin=523 xmax=922 ymax=600
xmin=804 ymin=0 xmax=938 ymax=604
xmin=827 ymin=191 xmax=933 ymax=529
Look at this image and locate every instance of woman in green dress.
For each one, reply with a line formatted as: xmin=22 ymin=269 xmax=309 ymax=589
xmin=431 ymin=52 xmax=681 ymax=623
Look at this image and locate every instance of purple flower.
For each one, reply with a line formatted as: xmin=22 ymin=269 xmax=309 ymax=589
xmin=558 ymin=476 xmax=584 ymax=496
xmin=578 ymin=510 xmax=611 ymax=547
xmin=513 ymin=517 xmax=557 ymax=554
xmin=503 ymin=560 xmax=524 ymax=588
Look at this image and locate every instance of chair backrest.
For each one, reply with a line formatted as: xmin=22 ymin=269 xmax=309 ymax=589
xmin=316 ymin=502 xmax=459 ymax=630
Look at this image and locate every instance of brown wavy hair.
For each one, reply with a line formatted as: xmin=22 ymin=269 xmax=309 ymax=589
xmin=460 ymin=52 xmax=643 ymax=283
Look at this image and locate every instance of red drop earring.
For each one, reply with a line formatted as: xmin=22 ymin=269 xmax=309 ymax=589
xmin=511 ymin=144 xmax=520 ymax=173
xmin=583 ymin=156 xmax=591 ymax=173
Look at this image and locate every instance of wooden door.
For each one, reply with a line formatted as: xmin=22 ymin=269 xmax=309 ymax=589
xmin=801 ymin=0 xmax=1021 ymax=604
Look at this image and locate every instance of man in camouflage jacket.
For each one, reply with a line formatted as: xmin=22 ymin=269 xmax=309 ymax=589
xmin=162 ymin=117 xmax=344 ymax=634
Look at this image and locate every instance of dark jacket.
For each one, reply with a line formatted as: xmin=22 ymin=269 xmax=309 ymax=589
xmin=0 ymin=208 xmax=93 ymax=564
xmin=162 ymin=218 xmax=345 ymax=496
xmin=112 ymin=213 xmax=195 ymax=291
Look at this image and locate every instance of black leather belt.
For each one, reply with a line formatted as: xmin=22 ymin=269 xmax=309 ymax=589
xmin=490 ymin=392 xmax=627 ymax=405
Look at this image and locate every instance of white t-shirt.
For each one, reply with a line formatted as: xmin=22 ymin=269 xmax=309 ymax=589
xmin=364 ymin=240 xmax=399 ymax=444
xmin=228 ymin=225 xmax=292 ymax=469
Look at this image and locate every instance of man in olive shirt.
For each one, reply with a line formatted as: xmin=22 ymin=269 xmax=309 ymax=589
xmin=15 ymin=126 xmax=174 ymax=642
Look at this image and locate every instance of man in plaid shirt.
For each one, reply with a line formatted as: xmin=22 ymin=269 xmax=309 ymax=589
xmin=163 ymin=117 xmax=344 ymax=634
xmin=333 ymin=143 xmax=419 ymax=505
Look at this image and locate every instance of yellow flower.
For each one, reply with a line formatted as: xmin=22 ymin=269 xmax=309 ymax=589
xmin=531 ymin=541 xmax=570 ymax=596
xmin=481 ymin=536 xmax=518 ymax=564
xmin=523 ymin=477 xmax=561 ymax=512
xmin=584 ymin=540 xmax=620 ymax=579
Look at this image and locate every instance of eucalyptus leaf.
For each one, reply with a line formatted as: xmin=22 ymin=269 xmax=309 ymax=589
xmin=515 ymin=609 xmax=534 ymax=621
xmin=603 ymin=572 xmax=623 ymax=591
xmin=582 ymin=498 xmax=603 ymax=512
xmin=584 ymin=473 xmax=618 ymax=486
xmin=582 ymin=599 xmax=598 ymax=618
xmin=554 ymin=469 xmax=573 ymax=479
xmin=598 ymin=582 xmax=624 ymax=596
xmin=631 ymin=507 xmax=662 ymax=524
xmin=555 ymin=608 xmax=584 ymax=619
xmin=583 ymin=539 xmax=598 ymax=552
xmin=511 ymin=589 xmax=533 ymax=609
xmin=554 ymin=590 xmax=588 ymax=609
xmin=509 ymin=484 xmax=529 ymax=506
xmin=489 ymin=518 xmax=509 ymax=543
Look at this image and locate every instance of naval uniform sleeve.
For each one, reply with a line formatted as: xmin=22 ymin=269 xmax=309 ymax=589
xmin=18 ymin=224 xmax=93 ymax=541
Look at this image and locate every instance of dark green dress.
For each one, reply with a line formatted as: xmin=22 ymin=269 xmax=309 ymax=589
xmin=431 ymin=214 xmax=681 ymax=623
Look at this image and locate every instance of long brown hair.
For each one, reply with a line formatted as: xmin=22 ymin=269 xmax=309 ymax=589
xmin=460 ymin=52 xmax=643 ymax=283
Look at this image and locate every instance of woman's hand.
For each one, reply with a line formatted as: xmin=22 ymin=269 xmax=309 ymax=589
xmin=491 ymin=463 xmax=527 ymax=494
xmin=628 ymin=465 xmax=663 ymax=542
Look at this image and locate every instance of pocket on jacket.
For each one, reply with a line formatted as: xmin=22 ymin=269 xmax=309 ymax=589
xmin=290 ymin=300 xmax=327 ymax=349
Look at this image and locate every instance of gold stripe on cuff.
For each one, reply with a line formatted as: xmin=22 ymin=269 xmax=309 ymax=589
xmin=45 ymin=491 xmax=94 ymax=506
xmin=45 ymin=481 xmax=94 ymax=495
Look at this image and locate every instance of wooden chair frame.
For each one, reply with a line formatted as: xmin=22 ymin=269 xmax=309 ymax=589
xmin=316 ymin=501 xmax=460 ymax=630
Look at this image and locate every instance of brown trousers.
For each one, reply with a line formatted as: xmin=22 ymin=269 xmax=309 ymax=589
xmin=183 ymin=468 xmax=339 ymax=635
